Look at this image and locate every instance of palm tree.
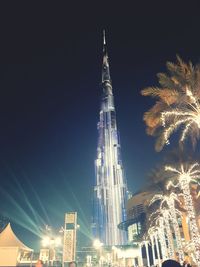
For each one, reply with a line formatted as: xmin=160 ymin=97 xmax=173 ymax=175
xmin=150 ymin=192 xmax=185 ymax=263
xmin=166 ymin=162 xmax=200 ymax=265
xmin=141 ymin=56 xmax=200 ymax=151
xmin=149 ymin=209 xmax=170 ymax=261
xmin=161 ymin=208 xmax=176 ymax=259
xmin=148 ymin=226 xmax=161 ymax=266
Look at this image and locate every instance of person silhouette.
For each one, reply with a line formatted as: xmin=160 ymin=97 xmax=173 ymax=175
xmin=162 ymin=260 xmax=181 ymax=267
xmin=69 ymin=261 xmax=77 ymax=267
xmin=35 ymin=260 xmax=43 ymax=267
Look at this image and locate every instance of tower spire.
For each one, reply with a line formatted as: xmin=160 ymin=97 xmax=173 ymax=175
xmin=103 ymin=29 xmax=106 ymax=46
xmin=102 ymin=30 xmax=111 ymax=84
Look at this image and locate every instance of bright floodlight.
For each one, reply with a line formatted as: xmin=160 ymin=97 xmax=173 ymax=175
xmin=42 ymin=236 xmax=50 ymax=247
xmin=93 ymin=239 xmax=103 ymax=249
xmin=55 ymin=237 xmax=61 ymax=246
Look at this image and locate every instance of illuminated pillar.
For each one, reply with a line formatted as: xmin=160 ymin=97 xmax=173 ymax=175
xmin=150 ymin=235 xmax=156 ymax=266
xmin=155 ymin=232 xmax=161 ymax=267
xmin=144 ymin=241 xmax=150 ymax=267
xmin=138 ymin=243 xmax=144 ymax=267
xmin=62 ymin=212 xmax=77 ymax=266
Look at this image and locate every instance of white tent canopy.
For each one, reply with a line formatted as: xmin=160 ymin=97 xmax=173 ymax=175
xmin=0 ymin=223 xmax=33 ymax=266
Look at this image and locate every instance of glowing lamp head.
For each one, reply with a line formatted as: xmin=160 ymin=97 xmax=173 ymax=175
xmin=93 ymin=239 xmax=103 ymax=249
xmin=42 ymin=236 xmax=50 ymax=247
xmin=55 ymin=237 xmax=61 ymax=246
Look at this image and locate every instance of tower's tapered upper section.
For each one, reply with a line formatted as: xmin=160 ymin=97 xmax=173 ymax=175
xmin=102 ymin=30 xmax=112 ymax=95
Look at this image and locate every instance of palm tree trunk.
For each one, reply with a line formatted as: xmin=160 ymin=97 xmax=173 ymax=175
xmin=155 ymin=232 xmax=162 ymax=267
xmin=150 ymin=235 xmax=156 ymax=265
xmin=168 ymin=199 xmax=185 ymax=264
xmin=158 ymin=219 xmax=169 ymax=260
xmin=181 ymin=180 xmax=200 ymax=266
xmin=164 ymin=214 xmax=175 ymax=259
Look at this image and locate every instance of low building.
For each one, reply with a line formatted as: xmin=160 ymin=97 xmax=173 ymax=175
xmin=0 ymin=223 xmax=33 ymax=267
xmin=119 ymin=186 xmax=158 ymax=242
xmin=118 ymin=186 xmax=161 ymax=266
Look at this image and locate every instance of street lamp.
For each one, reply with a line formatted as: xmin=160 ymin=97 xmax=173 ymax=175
xmin=93 ymin=239 xmax=103 ymax=250
xmin=86 ymin=255 xmax=92 ymax=267
xmin=93 ymin=239 xmax=103 ymax=267
xmin=41 ymin=235 xmax=62 ymax=266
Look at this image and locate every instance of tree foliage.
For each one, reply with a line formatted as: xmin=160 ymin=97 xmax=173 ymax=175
xmin=141 ymin=56 xmax=200 ymax=151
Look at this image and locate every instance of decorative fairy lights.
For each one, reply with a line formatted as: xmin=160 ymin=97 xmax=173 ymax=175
xmin=161 ymin=88 xmax=200 ymax=146
xmin=161 ymin=208 xmax=175 ymax=259
xmin=166 ymin=196 xmax=185 ymax=264
xmin=149 ymin=211 xmax=169 ymax=260
xmin=157 ymin=217 xmax=169 ymax=260
xmin=148 ymin=228 xmax=156 ymax=266
xmin=148 ymin=226 xmax=162 ymax=266
xmin=166 ymin=163 xmax=200 ymax=266
xmin=150 ymin=193 xmax=185 ymax=264
xmin=150 ymin=208 xmax=175 ymax=260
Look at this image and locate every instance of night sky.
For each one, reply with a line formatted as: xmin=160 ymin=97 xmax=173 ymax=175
xmin=0 ymin=1 xmax=200 ymax=250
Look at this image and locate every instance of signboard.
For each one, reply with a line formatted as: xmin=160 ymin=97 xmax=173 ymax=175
xmin=63 ymin=212 xmax=77 ymax=263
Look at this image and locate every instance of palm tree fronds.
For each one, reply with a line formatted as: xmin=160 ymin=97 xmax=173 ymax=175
xmin=155 ymin=134 xmax=166 ymax=152
xmin=141 ymin=87 xmax=162 ymax=97
xmin=141 ymin=86 xmax=179 ymax=105
xmin=141 ymin=56 xmax=200 ymax=151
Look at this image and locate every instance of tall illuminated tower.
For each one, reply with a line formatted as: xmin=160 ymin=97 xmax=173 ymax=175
xmin=93 ymin=32 xmax=127 ymax=246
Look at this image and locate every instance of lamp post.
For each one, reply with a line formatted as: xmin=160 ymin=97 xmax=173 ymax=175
xmin=86 ymin=255 xmax=92 ymax=267
xmin=112 ymin=246 xmax=118 ymax=266
xmin=93 ymin=239 xmax=103 ymax=267
xmin=41 ymin=233 xmax=62 ymax=266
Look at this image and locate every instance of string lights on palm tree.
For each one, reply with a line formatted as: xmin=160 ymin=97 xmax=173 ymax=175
xmin=166 ymin=162 xmax=200 ymax=265
xmin=151 ymin=208 xmax=175 ymax=260
xmin=141 ymin=56 xmax=200 ymax=151
xmin=150 ymin=192 xmax=185 ymax=263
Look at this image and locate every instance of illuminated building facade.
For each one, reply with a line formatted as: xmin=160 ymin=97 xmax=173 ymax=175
xmin=93 ymin=32 xmax=127 ymax=246
xmin=119 ymin=187 xmax=162 ymax=266
xmin=119 ymin=187 xmax=159 ymax=241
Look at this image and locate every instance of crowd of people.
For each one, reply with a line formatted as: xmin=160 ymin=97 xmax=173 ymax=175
xmin=35 ymin=260 xmax=77 ymax=267
xmin=35 ymin=259 xmax=192 ymax=267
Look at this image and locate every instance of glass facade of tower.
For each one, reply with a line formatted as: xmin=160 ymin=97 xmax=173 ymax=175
xmin=93 ymin=35 xmax=127 ymax=246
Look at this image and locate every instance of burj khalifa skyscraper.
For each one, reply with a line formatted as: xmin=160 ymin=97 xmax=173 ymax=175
xmin=93 ymin=32 xmax=127 ymax=246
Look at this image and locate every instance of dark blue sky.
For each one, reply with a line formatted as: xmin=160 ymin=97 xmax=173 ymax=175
xmin=0 ymin=1 xmax=200 ymax=249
